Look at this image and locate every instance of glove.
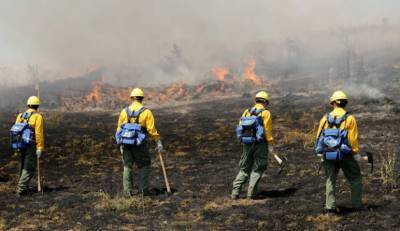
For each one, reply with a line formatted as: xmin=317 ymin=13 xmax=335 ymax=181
xmin=268 ymin=145 xmax=274 ymax=154
xmin=36 ymin=150 xmax=42 ymax=158
xmin=156 ymin=140 xmax=164 ymax=152
xmin=354 ymin=154 xmax=361 ymax=162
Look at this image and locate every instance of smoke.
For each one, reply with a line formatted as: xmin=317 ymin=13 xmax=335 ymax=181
xmin=343 ymin=83 xmax=385 ymax=99
xmin=0 ymin=0 xmax=399 ymax=87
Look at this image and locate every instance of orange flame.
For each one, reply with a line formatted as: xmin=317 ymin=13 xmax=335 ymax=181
xmin=84 ymin=81 xmax=103 ymax=103
xmin=157 ymin=81 xmax=187 ymax=103
xmin=243 ymin=59 xmax=262 ymax=86
xmin=116 ymin=88 xmax=132 ymax=101
xmin=212 ymin=67 xmax=229 ymax=81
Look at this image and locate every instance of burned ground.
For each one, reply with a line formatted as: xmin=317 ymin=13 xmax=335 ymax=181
xmin=0 ymin=95 xmax=399 ymax=230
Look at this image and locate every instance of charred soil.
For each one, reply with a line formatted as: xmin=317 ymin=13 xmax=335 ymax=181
xmin=0 ymin=95 xmax=399 ymax=230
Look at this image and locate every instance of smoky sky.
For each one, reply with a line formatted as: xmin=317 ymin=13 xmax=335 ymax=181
xmin=0 ymin=0 xmax=399 ymax=86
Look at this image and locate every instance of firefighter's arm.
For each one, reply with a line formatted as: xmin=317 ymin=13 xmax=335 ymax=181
xmin=116 ymin=110 xmax=127 ymax=132
xmin=316 ymin=116 xmax=327 ymax=139
xmin=15 ymin=114 xmax=22 ymax=123
xmin=35 ymin=114 xmax=45 ymax=151
xmin=145 ymin=110 xmax=160 ymax=142
xmin=262 ymin=110 xmax=273 ymax=143
xmin=347 ymin=116 xmax=359 ymax=154
xmin=238 ymin=109 xmax=248 ymax=125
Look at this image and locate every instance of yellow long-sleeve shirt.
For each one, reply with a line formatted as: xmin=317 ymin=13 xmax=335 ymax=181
xmin=316 ymin=107 xmax=359 ymax=154
xmin=16 ymin=108 xmax=45 ymax=151
xmin=117 ymin=101 xmax=160 ymax=142
xmin=240 ymin=103 xmax=274 ymax=143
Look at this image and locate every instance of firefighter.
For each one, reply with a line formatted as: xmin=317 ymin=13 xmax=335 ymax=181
xmin=316 ymin=90 xmax=362 ymax=214
xmin=116 ymin=88 xmax=163 ymax=197
xmin=13 ymin=96 xmax=44 ymax=197
xmin=231 ymin=91 xmax=274 ymax=199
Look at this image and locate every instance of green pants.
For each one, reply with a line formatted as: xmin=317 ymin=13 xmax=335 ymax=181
xmin=121 ymin=145 xmax=151 ymax=193
xmin=17 ymin=145 xmax=37 ymax=193
xmin=324 ymin=154 xmax=363 ymax=209
xmin=232 ymin=142 xmax=268 ymax=198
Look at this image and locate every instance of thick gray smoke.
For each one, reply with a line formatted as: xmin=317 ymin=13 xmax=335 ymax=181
xmin=0 ymin=0 xmax=399 ymax=87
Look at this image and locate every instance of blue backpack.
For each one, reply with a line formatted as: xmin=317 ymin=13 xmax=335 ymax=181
xmin=10 ymin=112 xmax=36 ymax=150
xmin=116 ymin=107 xmax=147 ymax=146
xmin=236 ymin=108 xmax=265 ymax=145
xmin=315 ymin=113 xmax=353 ymax=161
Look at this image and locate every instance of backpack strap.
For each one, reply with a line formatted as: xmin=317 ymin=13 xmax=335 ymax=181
xmin=335 ymin=113 xmax=348 ymax=127
xmin=326 ymin=113 xmax=335 ymax=128
xmin=126 ymin=107 xmax=147 ymax=124
xmin=249 ymin=107 xmax=264 ymax=116
xmin=125 ymin=107 xmax=132 ymax=119
xmin=20 ymin=112 xmax=35 ymax=123
xmin=132 ymin=107 xmax=146 ymax=122
xmin=326 ymin=113 xmax=348 ymax=128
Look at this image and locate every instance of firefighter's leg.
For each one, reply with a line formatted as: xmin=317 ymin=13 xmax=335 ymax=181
xmin=232 ymin=144 xmax=254 ymax=197
xmin=17 ymin=145 xmax=37 ymax=194
xmin=247 ymin=142 xmax=268 ymax=198
xmin=134 ymin=145 xmax=151 ymax=193
xmin=121 ymin=146 xmax=134 ymax=194
xmin=341 ymin=154 xmax=363 ymax=208
xmin=324 ymin=160 xmax=340 ymax=210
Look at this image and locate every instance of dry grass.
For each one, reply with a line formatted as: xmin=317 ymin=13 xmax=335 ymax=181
xmin=44 ymin=112 xmax=64 ymax=130
xmin=203 ymin=201 xmax=219 ymax=211
xmin=0 ymin=217 xmax=6 ymax=230
xmin=282 ymin=124 xmax=317 ymax=149
xmin=305 ymin=214 xmax=342 ymax=230
xmin=93 ymin=190 xmax=156 ymax=211
xmin=380 ymin=150 xmax=398 ymax=190
xmin=77 ymin=154 xmax=96 ymax=166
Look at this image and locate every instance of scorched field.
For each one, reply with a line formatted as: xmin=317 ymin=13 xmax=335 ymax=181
xmin=0 ymin=94 xmax=399 ymax=230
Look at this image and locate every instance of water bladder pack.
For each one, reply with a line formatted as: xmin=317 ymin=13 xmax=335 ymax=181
xmin=116 ymin=107 xmax=147 ymax=146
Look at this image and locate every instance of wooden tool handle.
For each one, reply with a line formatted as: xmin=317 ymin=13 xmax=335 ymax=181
xmin=37 ymin=158 xmax=42 ymax=192
xmin=158 ymin=151 xmax=171 ymax=194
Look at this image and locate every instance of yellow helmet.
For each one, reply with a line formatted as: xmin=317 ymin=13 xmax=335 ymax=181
xmin=27 ymin=96 xmax=41 ymax=106
xmin=330 ymin=90 xmax=348 ymax=103
xmin=255 ymin=91 xmax=269 ymax=101
xmin=130 ymin=88 xmax=144 ymax=98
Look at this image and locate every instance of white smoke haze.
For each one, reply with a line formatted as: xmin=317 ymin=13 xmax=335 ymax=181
xmin=343 ymin=83 xmax=385 ymax=99
xmin=0 ymin=0 xmax=399 ymax=87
